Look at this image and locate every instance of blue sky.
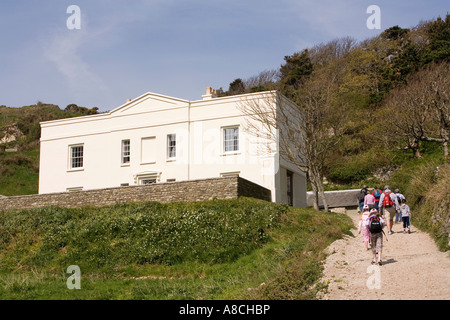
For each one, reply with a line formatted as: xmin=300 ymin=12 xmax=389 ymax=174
xmin=0 ymin=0 xmax=448 ymax=112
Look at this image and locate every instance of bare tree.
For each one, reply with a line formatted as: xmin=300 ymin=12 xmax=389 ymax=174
xmin=239 ymin=68 xmax=347 ymax=211
xmin=426 ymin=62 xmax=450 ymax=161
xmin=243 ymin=69 xmax=279 ymax=91
xmin=309 ymin=36 xmax=357 ymax=66
xmin=383 ymin=81 xmax=430 ymax=158
xmin=383 ymin=62 xmax=449 ymax=160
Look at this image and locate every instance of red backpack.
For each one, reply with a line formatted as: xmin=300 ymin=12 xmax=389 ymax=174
xmin=382 ymin=191 xmax=394 ymax=207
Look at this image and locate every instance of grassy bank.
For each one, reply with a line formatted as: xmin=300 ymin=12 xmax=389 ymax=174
xmin=387 ymin=145 xmax=449 ymax=252
xmin=0 ymin=198 xmax=353 ymax=299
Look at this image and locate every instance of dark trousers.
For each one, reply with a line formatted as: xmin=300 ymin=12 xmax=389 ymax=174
xmin=402 ymin=216 xmax=410 ymax=228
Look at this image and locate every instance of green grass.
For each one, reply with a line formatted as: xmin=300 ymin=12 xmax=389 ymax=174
xmin=0 ymin=198 xmax=353 ymax=299
xmin=0 ymin=146 xmax=40 ymax=196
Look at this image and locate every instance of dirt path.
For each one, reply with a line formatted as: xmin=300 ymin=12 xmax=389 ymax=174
xmin=319 ymin=209 xmax=450 ymax=300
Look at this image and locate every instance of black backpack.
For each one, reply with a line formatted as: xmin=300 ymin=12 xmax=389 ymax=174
xmin=368 ymin=216 xmax=382 ymax=233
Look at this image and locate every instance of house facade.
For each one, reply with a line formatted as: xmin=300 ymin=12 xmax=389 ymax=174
xmin=39 ymin=89 xmax=307 ymax=207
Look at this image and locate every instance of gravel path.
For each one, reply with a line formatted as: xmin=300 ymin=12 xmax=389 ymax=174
xmin=319 ymin=209 xmax=450 ymax=300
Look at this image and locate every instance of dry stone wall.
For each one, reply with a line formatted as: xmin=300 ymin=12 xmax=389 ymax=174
xmin=0 ymin=177 xmax=271 ymax=211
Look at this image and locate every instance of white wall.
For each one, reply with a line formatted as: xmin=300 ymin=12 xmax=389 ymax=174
xmin=39 ymin=91 xmax=307 ymax=207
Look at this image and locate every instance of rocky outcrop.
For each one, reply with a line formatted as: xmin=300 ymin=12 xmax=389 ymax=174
xmin=0 ymin=124 xmax=24 ymax=144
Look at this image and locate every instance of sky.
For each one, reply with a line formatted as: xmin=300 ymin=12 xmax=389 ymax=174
xmin=0 ymin=0 xmax=448 ymax=112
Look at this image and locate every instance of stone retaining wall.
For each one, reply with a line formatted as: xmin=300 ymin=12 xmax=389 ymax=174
xmin=307 ymin=189 xmax=361 ymax=209
xmin=0 ymin=177 xmax=272 ymax=211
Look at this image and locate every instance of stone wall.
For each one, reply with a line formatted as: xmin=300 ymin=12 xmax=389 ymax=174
xmin=0 ymin=177 xmax=272 ymax=211
xmin=307 ymin=189 xmax=361 ymax=209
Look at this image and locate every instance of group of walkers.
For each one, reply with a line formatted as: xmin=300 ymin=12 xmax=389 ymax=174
xmin=357 ymin=185 xmax=412 ymax=266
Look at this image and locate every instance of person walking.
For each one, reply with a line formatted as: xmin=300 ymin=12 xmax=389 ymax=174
xmin=372 ymin=186 xmax=382 ymax=210
xmin=399 ymin=198 xmax=412 ymax=233
xmin=378 ymin=185 xmax=399 ymax=235
xmin=364 ymin=190 xmax=376 ymax=211
xmin=358 ymin=204 xmax=371 ymax=250
xmin=394 ymin=189 xmax=405 ymax=224
xmin=365 ymin=208 xmax=385 ymax=265
xmin=357 ymin=185 xmax=368 ymax=213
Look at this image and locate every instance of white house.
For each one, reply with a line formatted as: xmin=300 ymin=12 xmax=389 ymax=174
xmin=39 ymin=89 xmax=307 ymax=207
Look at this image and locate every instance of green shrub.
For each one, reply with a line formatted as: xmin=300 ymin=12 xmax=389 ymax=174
xmin=327 ymin=150 xmax=393 ymax=184
xmin=0 ymin=198 xmax=287 ymax=272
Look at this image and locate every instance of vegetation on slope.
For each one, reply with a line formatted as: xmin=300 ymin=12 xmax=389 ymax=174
xmin=0 ymin=198 xmax=353 ymax=299
xmin=0 ymin=103 xmax=99 ymax=196
xmin=0 ymin=15 xmax=448 ymax=302
xmin=389 ymin=152 xmax=450 ymax=251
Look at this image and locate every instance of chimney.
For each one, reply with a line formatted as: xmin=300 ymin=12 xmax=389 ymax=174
xmin=202 ymin=87 xmax=217 ymax=100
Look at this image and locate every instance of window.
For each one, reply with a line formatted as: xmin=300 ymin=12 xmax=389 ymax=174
xmin=141 ymin=178 xmax=156 ymax=185
xmin=287 ymin=170 xmax=293 ymax=206
xmin=223 ymin=127 xmax=239 ymax=153
xmin=122 ymin=139 xmax=130 ymax=164
xmin=167 ymin=134 xmax=176 ymax=159
xmin=69 ymin=145 xmax=84 ymax=169
xmin=134 ymin=172 xmax=160 ymax=185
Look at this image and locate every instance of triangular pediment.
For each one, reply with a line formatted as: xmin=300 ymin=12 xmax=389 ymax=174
xmin=110 ymin=92 xmax=189 ymax=116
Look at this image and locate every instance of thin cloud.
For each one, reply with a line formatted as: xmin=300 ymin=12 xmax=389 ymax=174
xmin=43 ymin=28 xmax=111 ymax=105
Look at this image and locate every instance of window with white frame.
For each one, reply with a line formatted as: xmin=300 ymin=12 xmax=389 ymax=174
xmin=223 ymin=126 xmax=239 ymax=153
xmin=167 ymin=134 xmax=176 ymax=159
xmin=69 ymin=144 xmax=84 ymax=169
xmin=122 ymin=139 xmax=130 ymax=164
xmin=134 ymin=172 xmax=160 ymax=185
xmin=141 ymin=178 xmax=157 ymax=185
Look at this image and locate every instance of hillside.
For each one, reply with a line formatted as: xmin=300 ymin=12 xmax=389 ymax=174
xmin=0 ymin=103 xmax=99 ymax=196
xmin=0 ymin=198 xmax=353 ymax=299
xmin=0 ymin=15 xmax=448 ymax=250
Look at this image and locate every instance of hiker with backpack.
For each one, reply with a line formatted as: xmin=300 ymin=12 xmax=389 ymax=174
xmin=372 ymin=186 xmax=382 ymax=209
xmin=357 ymin=185 xmax=368 ymax=213
xmin=394 ymin=189 xmax=405 ymax=224
xmin=358 ymin=204 xmax=371 ymax=250
xmin=365 ymin=208 xmax=386 ymax=265
xmin=378 ymin=185 xmax=400 ymax=235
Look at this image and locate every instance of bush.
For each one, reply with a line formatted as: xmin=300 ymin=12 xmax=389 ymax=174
xmin=0 ymin=198 xmax=287 ymax=271
xmin=326 ymin=151 xmax=393 ymax=184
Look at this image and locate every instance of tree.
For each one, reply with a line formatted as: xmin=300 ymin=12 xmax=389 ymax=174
xmin=239 ymin=65 xmax=347 ymax=211
xmin=382 ymin=84 xmax=428 ymax=158
xmin=380 ymin=25 xmax=409 ymax=41
xmin=383 ymin=62 xmax=450 ymax=160
xmin=309 ymin=37 xmax=357 ymax=66
xmin=422 ymin=14 xmax=450 ymax=64
xmin=244 ymin=69 xmax=279 ymax=93
xmin=279 ymin=49 xmax=313 ymax=98
xmin=227 ymin=78 xmax=245 ymax=96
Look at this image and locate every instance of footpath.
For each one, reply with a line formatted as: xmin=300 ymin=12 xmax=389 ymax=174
xmin=319 ymin=209 xmax=450 ymax=300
